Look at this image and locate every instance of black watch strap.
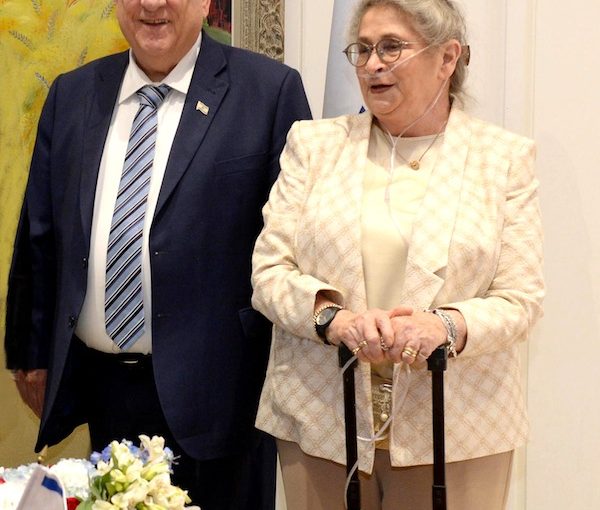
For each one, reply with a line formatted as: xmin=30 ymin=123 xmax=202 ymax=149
xmin=314 ymin=304 xmax=343 ymax=344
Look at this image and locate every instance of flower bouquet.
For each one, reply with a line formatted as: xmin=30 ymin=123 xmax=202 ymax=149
xmin=0 ymin=436 xmax=199 ymax=510
xmin=77 ymin=435 xmax=197 ymax=510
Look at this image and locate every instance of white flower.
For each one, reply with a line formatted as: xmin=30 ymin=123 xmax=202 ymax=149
xmin=92 ymin=501 xmax=118 ymax=510
xmin=111 ymin=479 xmax=149 ymax=507
xmin=96 ymin=459 xmax=114 ymax=476
xmin=49 ymin=458 xmax=95 ymax=500
xmin=111 ymin=441 xmax=135 ymax=467
xmin=139 ymin=435 xmax=166 ymax=464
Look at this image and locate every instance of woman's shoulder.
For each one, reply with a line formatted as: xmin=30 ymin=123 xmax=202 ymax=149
xmin=289 ymin=112 xmax=371 ymax=143
xmin=453 ymin=108 xmax=534 ymax=151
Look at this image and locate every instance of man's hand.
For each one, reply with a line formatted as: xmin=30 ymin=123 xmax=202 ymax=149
xmin=12 ymin=369 xmax=47 ymax=418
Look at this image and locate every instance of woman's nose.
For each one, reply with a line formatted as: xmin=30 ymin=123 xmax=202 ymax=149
xmin=363 ymin=49 xmax=386 ymax=74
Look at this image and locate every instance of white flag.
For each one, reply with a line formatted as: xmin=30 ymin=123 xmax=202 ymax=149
xmin=16 ymin=465 xmax=67 ymax=510
xmin=323 ymin=0 xmax=364 ymax=118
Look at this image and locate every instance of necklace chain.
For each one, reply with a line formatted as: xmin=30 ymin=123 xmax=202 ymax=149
xmin=393 ymin=121 xmax=447 ymax=170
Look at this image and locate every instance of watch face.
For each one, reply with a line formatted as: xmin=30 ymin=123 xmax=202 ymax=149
xmin=316 ymin=307 xmax=338 ymax=326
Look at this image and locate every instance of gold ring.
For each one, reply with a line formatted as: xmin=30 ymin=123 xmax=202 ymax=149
xmin=402 ymin=347 xmax=418 ymax=358
xmin=379 ymin=337 xmax=390 ymax=352
xmin=351 ymin=340 xmax=368 ymax=356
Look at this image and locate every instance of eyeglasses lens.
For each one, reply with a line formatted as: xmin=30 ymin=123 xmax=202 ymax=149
xmin=344 ymin=39 xmax=405 ymax=67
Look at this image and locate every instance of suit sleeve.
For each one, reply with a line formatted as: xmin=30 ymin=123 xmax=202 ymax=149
xmin=444 ymin=139 xmax=545 ymax=358
xmin=5 ymin=80 xmax=61 ymax=370
xmin=5 ymin=201 xmax=34 ymax=370
xmin=252 ymin=122 xmax=344 ymax=341
xmin=267 ymin=68 xmax=312 ymax=186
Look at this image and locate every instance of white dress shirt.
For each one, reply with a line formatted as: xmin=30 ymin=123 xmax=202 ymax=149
xmin=76 ymin=33 xmax=202 ymax=353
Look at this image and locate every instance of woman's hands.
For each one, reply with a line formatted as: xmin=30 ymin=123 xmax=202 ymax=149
xmin=326 ymin=306 xmax=466 ymax=364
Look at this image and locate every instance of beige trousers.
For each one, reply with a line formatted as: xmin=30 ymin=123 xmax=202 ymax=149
xmin=277 ymin=439 xmax=513 ymax=510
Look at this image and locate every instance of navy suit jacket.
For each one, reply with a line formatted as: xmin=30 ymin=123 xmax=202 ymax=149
xmin=6 ymin=33 xmax=311 ymax=458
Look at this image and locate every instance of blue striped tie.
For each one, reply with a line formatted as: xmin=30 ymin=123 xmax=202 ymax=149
xmin=105 ymin=84 xmax=170 ymax=350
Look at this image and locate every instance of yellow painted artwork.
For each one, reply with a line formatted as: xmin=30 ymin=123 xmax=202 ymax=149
xmin=0 ymin=0 xmax=128 ymax=466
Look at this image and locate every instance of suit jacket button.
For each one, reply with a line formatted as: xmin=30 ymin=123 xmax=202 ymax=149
xmin=82 ymin=257 xmax=88 ymax=268
xmin=68 ymin=315 xmax=77 ymax=328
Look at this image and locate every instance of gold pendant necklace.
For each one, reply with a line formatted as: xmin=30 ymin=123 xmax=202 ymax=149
xmin=395 ymin=121 xmax=447 ymax=170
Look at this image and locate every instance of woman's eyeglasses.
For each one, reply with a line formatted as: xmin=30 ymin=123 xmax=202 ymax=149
xmin=343 ymin=38 xmax=422 ymax=67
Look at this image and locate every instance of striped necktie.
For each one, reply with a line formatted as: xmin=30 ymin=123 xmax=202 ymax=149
xmin=105 ymin=84 xmax=170 ymax=350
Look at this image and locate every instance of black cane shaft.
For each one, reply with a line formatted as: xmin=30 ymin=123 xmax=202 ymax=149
xmin=339 ymin=344 xmax=361 ymax=510
xmin=428 ymin=346 xmax=448 ymax=510
xmin=431 ymin=371 xmax=447 ymax=510
xmin=432 ymin=486 xmax=447 ymax=510
xmin=431 ymin=371 xmax=446 ymax=486
xmin=343 ymin=367 xmax=359 ymax=476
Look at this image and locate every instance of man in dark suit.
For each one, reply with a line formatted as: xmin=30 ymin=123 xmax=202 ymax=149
xmin=5 ymin=0 xmax=311 ymax=508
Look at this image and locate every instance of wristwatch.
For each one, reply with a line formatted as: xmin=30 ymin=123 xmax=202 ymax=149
xmin=313 ymin=304 xmax=344 ymax=344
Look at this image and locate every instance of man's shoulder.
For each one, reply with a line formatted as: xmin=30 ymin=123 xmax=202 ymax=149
xmin=54 ymin=50 xmax=128 ymax=84
xmin=205 ymin=34 xmax=296 ymax=81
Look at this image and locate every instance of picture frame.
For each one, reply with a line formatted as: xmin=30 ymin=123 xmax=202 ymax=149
xmin=233 ymin=0 xmax=285 ymax=61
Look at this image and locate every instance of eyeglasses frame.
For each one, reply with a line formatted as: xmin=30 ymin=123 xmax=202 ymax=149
xmin=342 ymin=38 xmax=423 ymax=67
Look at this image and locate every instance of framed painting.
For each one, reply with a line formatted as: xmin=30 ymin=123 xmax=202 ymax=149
xmin=233 ymin=0 xmax=285 ymax=62
xmin=205 ymin=0 xmax=233 ymax=45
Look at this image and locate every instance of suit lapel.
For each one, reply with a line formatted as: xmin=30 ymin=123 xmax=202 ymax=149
xmin=154 ymin=34 xmax=229 ymax=218
xmin=401 ymin=107 xmax=472 ymax=308
xmin=80 ymin=52 xmax=128 ymax=248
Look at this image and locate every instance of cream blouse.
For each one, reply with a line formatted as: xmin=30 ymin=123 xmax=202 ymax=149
xmin=362 ymin=122 xmax=445 ymax=380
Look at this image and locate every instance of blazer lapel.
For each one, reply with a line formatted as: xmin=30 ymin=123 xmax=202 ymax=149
xmin=401 ymin=107 xmax=472 ymax=308
xmin=154 ymin=34 xmax=229 ymax=218
xmin=80 ymin=52 xmax=128 ymax=248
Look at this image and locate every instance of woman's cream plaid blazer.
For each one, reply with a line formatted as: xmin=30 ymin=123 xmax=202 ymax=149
xmin=251 ymin=107 xmax=544 ymax=473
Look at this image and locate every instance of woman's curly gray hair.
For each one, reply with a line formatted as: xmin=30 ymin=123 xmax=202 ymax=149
xmin=348 ymin=0 xmax=470 ymax=103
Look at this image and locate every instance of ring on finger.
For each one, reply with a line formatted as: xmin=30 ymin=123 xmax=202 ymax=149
xmin=351 ymin=340 xmax=368 ymax=356
xmin=379 ymin=336 xmax=390 ymax=352
xmin=402 ymin=347 xmax=418 ymax=358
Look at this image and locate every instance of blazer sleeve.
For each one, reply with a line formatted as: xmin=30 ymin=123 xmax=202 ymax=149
xmin=445 ymin=138 xmax=544 ymax=358
xmin=252 ymin=122 xmax=344 ymax=341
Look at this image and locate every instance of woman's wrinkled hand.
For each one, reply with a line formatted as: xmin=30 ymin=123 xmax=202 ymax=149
xmin=385 ymin=310 xmax=448 ymax=365
xmin=327 ymin=306 xmax=413 ymax=363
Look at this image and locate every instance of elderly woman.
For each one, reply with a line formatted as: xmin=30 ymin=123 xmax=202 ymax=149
xmin=251 ymin=0 xmax=544 ymax=509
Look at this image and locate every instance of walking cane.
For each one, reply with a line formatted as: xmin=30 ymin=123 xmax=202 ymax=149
xmin=339 ymin=344 xmax=361 ymax=510
xmin=340 ymin=344 xmax=449 ymax=510
xmin=427 ymin=345 xmax=448 ymax=510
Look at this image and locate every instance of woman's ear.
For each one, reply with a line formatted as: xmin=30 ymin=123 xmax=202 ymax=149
xmin=439 ymin=39 xmax=462 ymax=79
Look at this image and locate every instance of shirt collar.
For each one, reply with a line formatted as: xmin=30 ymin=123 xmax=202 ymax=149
xmin=119 ymin=31 xmax=202 ymax=104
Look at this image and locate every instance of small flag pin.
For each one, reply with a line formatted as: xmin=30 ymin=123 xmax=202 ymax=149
xmin=196 ymin=100 xmax=209 ymax=115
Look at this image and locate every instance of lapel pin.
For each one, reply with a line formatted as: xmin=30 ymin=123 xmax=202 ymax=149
xmin=195 ymin=100 xmax=209 ymax=115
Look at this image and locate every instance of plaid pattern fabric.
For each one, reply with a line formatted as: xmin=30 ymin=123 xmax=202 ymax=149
xmin=251 ymin=107 xmax=544 ymax=472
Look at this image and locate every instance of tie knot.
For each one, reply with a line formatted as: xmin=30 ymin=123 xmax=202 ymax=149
xmin=137 ymin=84 xmax=171 ymax=109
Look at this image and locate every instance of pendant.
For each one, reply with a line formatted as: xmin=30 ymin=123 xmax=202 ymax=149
xmin=409 ymin=160 xmax=420 ymax=170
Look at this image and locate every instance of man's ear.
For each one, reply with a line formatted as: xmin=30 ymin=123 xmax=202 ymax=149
xmin=200 ymin=0 xmax=212 ymax=19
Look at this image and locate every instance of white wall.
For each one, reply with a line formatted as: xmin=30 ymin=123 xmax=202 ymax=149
xmin=283 ymin=1 xmax=600 ymax=509
xmin=526 ymin=1 xmax=600 ymax=508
